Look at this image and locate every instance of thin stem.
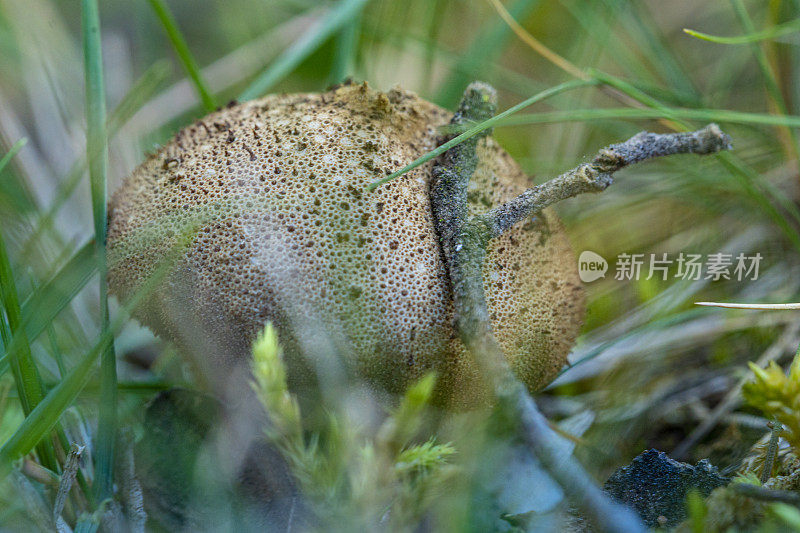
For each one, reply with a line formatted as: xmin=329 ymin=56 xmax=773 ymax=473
xmin=494 ymin=107 xmax=800 ymax=129
xmin=54 ymin=444 xmax=84 ymax=521
xmin=147 ymin=0 xmax=217 ymax=112
xmin=695 ymin=302 xmax=800 ymax=310
xmin=81 ymin=0 xmax=117 ymax=502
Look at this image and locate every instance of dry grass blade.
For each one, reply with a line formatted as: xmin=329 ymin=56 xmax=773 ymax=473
xmin=695 ymin=302 xmax=800 ymax=309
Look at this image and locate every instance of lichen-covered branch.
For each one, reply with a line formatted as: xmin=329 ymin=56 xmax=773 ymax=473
xmin=430 ymin=82 xmax=498 ymax=268
xmin=481 ymin=124 xmax=732 ymax=240
xmin=430 ymin=83 xmax=501 ymax=386
xmin=431 ymin=82 xmax=647 ymax=533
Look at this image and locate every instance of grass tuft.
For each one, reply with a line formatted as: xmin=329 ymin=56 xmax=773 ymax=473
xmin=0 ymin=170 xmax=57 ymax=472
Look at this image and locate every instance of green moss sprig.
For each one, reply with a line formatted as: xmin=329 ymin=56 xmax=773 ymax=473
xmin=743 ymin=356 xmax=800 ymax=451
xmin=250 ymin=322 xmax=456 ymax=530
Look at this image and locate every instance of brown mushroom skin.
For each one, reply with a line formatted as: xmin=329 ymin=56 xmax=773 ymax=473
xmin=107 ymin=82 xmax=584 ymax=408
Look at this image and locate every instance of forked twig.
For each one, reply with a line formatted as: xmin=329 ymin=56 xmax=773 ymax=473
xmin=431 ymin=82 xmax=731 ymax=532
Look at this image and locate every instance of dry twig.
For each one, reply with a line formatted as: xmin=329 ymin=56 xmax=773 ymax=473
xmin=431 ymin=82 xmax=731 ymax=532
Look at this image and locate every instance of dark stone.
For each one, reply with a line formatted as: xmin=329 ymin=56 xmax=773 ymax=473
xmin=603 ymin=449 xmax=728 ymax=528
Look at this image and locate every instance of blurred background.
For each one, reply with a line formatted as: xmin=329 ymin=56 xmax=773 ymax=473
xmin=2 ymin=0 xmax=800 ymax=529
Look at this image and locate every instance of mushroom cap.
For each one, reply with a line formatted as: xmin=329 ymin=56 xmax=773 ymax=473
xmin=107 ymin=82 xmax=584 ymax=407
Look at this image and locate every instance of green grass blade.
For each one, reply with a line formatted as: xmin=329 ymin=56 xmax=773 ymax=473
xmin=239 ymin=0 xmax=370 ymax=101
xmin=81 ymin=0 xmax=116 ymax=502
xmin=0 ymin=261 xmax=58 ymax=472
xmin=562 ymin=1 xmax=654 ymax=93
xmin=0 ymin=207 xmax=200 ymax=483
xmin=0 ymin=233 xmax=45 ymax=416
xmin=0 ymin=139 xmax=26 ymax=175
xmin=421 ymin=0 xmax=448 ymax=93
xmin=0 ymin=328 xmax=11 ymax=378
xmin=74 ymin=514 xmax=101 ymax=533
xmin=0 ymin=141 xmax=58 ymax=472
xmin=45 ymin=323 xmax=66 ymax=379
xmin=367 ymin=79 xmax=594 ymax=191
xmin=106 ymin=59 xmax=172 ymax=134
xmin=624 ymin=1 xmax=699 ymax=99
xmin=32 ymin=265 xmax=93 ymax=503
xmin=684 ymin=18 xmax=800 ymax=44
xmin=497 ymin=106 xmax=800 ymax=128
xmin=20 ymin=241 xmax=97 ymax=347
xmin=147 ymin=0 xmax=217 ymax=112
xmin=0 ymin=242 xmax=95 ymax=387
xmin=83 ymin=1 xmax=109 ymax=249
xmin=360 ymin=20 xmax=548 ymax=98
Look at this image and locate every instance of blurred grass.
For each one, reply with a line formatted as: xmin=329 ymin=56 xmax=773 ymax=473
xmin=239 ymin=0 xmax=370 ymax=100
xmin=81 ymin=0 xmax=117 ymax=502
xmin=328 ymin=10 xmax=361 ymax=85
xmin=0 ymin=140 xmax=58 ymax=473
xmin=0 ymin=0 xmax=799 ymax=528
xmin=147 ymin=0 xmax=217 ymax=111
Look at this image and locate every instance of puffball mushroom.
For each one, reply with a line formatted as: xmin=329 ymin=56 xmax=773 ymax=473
xmin=107 ymin=82 xmax=584 ymax=407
